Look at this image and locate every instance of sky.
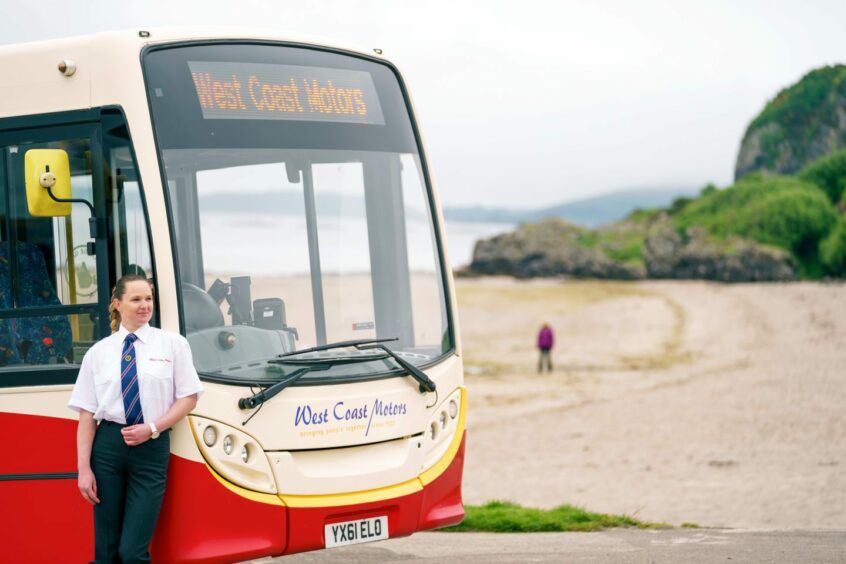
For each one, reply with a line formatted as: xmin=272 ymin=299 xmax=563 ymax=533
xmin=2 ymin=0 xmax=845 ymax=208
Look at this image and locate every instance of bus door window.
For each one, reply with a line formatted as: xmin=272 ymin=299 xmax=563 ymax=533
xmin=0 ymin=136 xmax=101 ymax=368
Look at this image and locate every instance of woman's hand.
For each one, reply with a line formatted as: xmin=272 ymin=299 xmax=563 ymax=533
xmin=76 ymin=410 xmax=99 ymax=504
xmin=121 ymin=423 xmax=152 ymax=446
xmin=78 ymin=467 xmax=99 ymax=505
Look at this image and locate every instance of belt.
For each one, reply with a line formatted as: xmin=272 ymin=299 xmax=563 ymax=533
xmin=99 ymin=420 xmax=170 ymax=433
xmin=100 ymin=420 xmax=128 ymax=428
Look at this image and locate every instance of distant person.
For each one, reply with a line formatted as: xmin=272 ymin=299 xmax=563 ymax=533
xmin=537 ymin=322 xmax=554 ymax=373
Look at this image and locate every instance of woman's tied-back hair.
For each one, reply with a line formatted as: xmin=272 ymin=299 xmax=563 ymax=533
xmin=109 ymin=274 xmax=154 ymax=333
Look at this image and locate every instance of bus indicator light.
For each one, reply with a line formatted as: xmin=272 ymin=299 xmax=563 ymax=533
xmin=223 ymin=434 xmax=234 ymax=455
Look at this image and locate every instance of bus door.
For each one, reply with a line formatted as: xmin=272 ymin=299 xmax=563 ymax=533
xmin=0 ymin=108 xmax=154 ymax=563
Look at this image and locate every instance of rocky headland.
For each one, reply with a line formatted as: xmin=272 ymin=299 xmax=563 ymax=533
xmin=466 ymin=64 xmax=846 ymax=282
xmin=467 ymin=217 xmax=795 ymax=282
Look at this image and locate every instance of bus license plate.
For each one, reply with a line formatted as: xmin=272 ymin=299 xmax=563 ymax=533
xmin=325 ymin=515 xmax=389 ymax=548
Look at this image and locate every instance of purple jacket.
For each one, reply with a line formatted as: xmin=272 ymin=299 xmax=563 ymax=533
xmin=537 ymin=326 xmax=554 ymax=349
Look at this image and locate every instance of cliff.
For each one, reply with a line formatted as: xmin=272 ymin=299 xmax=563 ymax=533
xmin=735 ymin=65 xmax=846 ymax=179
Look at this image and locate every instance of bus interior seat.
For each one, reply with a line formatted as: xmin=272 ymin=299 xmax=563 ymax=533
xmin=0 ymin=241 xmax=72 ymax=364
xmin=182 ymin=283 xmax=224 ymax=332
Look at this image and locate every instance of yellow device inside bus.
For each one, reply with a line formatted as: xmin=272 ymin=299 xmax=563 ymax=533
xmin=24 ymin=148 xmax=72 ymax=216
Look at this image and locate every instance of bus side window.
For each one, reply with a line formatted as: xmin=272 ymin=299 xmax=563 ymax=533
xmin=0 ymin=138 xmax=100 ymax=367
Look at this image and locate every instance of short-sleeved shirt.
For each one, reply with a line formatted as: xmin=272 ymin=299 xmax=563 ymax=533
xmin=69 ymin=324 xmax=203 ymax=424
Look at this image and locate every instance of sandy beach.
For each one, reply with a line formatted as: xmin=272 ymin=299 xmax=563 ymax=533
xmin=456 ymin=277 xmax=846 ymax=529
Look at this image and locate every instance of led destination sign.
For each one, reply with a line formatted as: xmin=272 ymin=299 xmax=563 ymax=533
xmin=188 ymin=61 xmax=385 ymax=125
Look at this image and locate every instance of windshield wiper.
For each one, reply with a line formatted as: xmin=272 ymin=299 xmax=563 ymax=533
xmin=239 ymin=338 xmax=437 ymax=413
xmin=274 ymin=337 xmax=437 ymax=393
xmin=238 ymin=365 xmax=327 ymax=410
xmin=357 ymin=341 xmax=437 ymax=394
xmin=238 ymin=354 xmax=385 ymax=410
xmin=274 ymin=337 xmax=397 ymax=358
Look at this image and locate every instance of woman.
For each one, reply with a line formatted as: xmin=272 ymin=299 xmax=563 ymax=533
xmin=69 ymin=274 xmax=203 ymax=563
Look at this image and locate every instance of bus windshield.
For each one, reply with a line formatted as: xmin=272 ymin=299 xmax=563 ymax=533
xmin=143 ymin=43 xmax=451 ymax=383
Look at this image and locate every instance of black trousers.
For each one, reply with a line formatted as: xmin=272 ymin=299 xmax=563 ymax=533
xmin=538 ymin=348 xmax=553 ymax=372
xmin=91 ymin=421 xmax=170 ymax=564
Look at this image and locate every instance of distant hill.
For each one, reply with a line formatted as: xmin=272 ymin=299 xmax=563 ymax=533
xmin=199 ymin=190 xmax=361 ymax=216
xmin=735 ymin=64 xmax=846 ymax=179
xmin=198 ymin=186 xmax=700 ymax=228
xmin=443 ymin=187 xmax=701 ymax=227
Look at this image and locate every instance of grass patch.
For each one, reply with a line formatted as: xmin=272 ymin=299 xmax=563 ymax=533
xmin=441 ymin=501 xmax=661 ymax=533
xmin=574 ymin=225 xmax=647 ymax=266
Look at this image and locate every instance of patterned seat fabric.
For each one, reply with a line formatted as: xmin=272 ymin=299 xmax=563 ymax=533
xmin=0 ymin=242 xmax=73 ymax=365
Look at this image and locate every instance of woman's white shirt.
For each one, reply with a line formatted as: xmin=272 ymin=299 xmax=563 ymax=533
xmin=69 ymin=324 xmax=203 ymax=424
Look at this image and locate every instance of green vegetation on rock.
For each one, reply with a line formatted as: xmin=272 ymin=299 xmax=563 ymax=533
xmin=748 ymin=65 xmax=846 ymax=137
xmin=820 ymin=215 xmax=846 ymax=276
xmin=576 ymin=222 xmax=647 ymax=266
xmin=736 ymin=65 xmax=846 ymax=178
xmin=673 ymin=175 xmax=836 ymax=274
xmin=441 ymin=501 xmax=658 ymax=533
xmin=798 ymin=146 xmax=846 ymax=204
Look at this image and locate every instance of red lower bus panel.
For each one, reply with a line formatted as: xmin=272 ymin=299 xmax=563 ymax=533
xmin=0 ymin=412 xmax=78 ymax=474
xmin=151 ymin=455 xmax=286 ymax=563
xmin=0 ymin=477 xmax=94 ymax=564
xmin=0 ymin=413 xmax=92 ymax=563
xmin=281 ymin=435 xmax=466 ymax=555
xmin=282 ymin=491 xmax=424 ymax=555
xmin=418 ymin=436 xmax=466 ymax=530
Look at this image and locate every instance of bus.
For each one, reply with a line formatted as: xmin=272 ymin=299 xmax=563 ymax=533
xmin=0 ymin=28 xmax=465 ymax=563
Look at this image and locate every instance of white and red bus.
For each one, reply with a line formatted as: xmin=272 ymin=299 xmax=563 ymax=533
xmin=0 ymin=28 xmax=465 ymax=563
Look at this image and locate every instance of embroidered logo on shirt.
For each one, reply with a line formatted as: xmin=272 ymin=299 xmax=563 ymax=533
xmin=148 ymin=357 xmax=173 ymax=363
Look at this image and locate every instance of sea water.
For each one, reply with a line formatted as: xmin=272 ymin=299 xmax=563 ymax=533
xmin=198 ymin=212 xmax=513 ymax=275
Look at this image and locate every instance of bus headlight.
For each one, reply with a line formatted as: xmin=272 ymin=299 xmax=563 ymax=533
xmin=203 ymin=425 xmax=218 ymax=447
xmin=421 ymin=388 xmax=463 ymax=473
xmin=190 ymin=416 xmax=277 ymax=494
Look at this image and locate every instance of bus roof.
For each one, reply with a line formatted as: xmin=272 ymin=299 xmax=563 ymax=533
xmin=0 ymin=28 xmax=387 ymax=120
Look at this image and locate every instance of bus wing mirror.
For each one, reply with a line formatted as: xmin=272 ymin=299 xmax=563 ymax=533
xmin=25 ymin=149 xmax=72 ymax=216
xmin=285 ymin=161 xmax=302 ymax=184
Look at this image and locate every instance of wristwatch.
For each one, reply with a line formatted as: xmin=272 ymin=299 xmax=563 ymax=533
xmin=149 ymin=422 xmax=160 ymax=440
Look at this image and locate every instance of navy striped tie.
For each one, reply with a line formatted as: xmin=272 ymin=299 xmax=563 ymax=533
xmin=121 ymin=333 xmax=144 ymax=425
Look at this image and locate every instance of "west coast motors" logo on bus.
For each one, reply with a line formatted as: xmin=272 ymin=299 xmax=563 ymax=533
xmin=294 ymin=398 xmax=407 ymax=437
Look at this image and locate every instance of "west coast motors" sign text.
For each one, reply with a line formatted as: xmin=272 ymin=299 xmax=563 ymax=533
xmin=188 ymin=61 xmax=385 ymax=125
